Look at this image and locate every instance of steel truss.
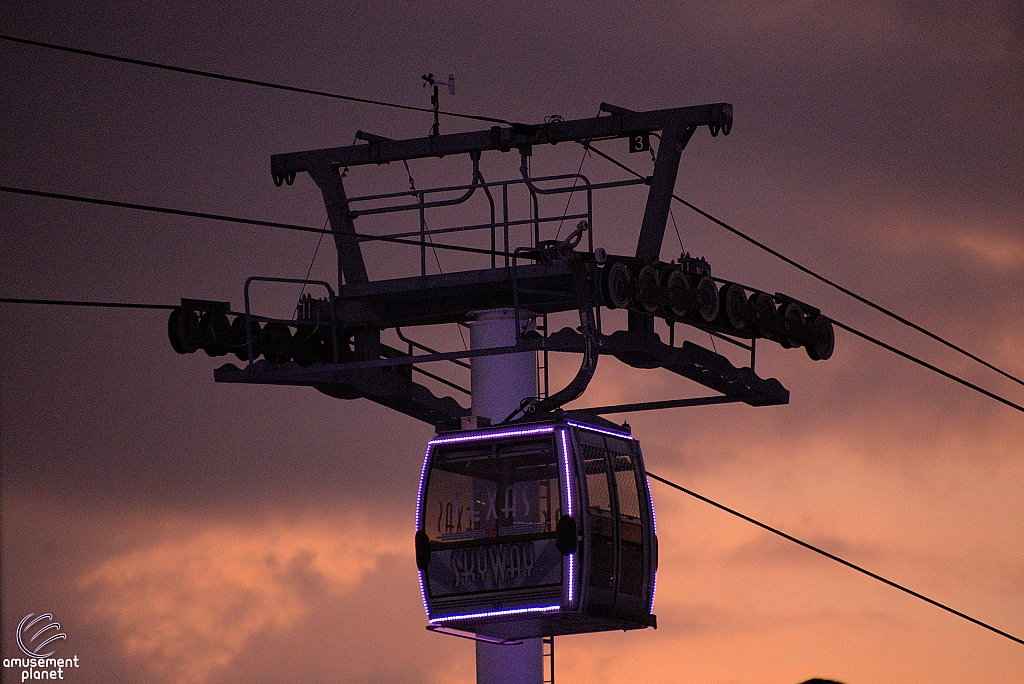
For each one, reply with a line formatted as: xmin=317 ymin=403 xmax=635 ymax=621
xmin=172 ymin=102 xmax=838 ymax=429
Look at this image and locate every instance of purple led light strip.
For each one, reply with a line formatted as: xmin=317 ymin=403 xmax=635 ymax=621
xmin=565 ymin=420 xmax=633 ymax=440
xmin=430 ymin=604 xmax=562 ymax=624
xmin=429 ymin=425 xmax=555 ymax=446
xmin=418 ymin=426 xmax=557 ymax=620
xmin=416 ymin=444 xmax=433 ymax=528
xmin=568 ymin=554 xmax=575 ymax=605
xmin=417 ymin=443 xmax=433 ymax=618
xmin=419 ymin=573 xmax=431 ymax=617
xmin=558 ymin=431 xmax=574 ymax=517
xmin=646 ymin=476 xmax=657 ymax=613
xmin=559 ymin=429 xmax=576 ymax=606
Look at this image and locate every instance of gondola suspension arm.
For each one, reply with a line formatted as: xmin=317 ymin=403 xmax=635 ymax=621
xmin=507 ymin=221 xmax=600 ymax=421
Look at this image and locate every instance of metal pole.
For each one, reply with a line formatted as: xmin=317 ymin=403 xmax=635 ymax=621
xmin=469 ymin=308 xmax=543 ymax=684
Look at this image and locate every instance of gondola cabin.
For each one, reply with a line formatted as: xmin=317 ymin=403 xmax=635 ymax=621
xmin=415 ymin=418 xmax=657 ymax=640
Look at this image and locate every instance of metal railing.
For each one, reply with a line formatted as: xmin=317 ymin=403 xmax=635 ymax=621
xmin=242 ymin=276 xmax=339 ymax=370
xmin=345 ymin=168 xmax=644 ymax=276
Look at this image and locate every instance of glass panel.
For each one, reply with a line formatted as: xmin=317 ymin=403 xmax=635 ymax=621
xmin=619 ymin=523 xmax=644 ymax=596
xmin=611 ymin=454 xmax=641 ymax=521
xmin=611 ymin=450 xmax=644 ymax=597
xmin=581 ymin=444 xmax=611 ymax=514
xmin=424 ymin=436 xmax=561 ymax=543
xmin=581 ymin=440 xmax=615 ymax=591
xmin=589 ymin=516 xmax=616 ymax=592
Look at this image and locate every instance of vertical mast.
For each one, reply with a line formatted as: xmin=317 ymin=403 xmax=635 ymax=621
xmin=469 ymin=308 xmax=543 ymax=684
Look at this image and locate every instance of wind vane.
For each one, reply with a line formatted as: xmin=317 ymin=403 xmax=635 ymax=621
xmin=422 ymin=72 xmax=455 ymax=136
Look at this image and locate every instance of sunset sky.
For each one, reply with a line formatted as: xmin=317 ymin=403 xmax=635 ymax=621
xmin=2 ymin=2 xmax=1023 ymax=683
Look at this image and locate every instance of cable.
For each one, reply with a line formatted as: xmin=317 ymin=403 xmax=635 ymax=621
xmin=9 ymin=181 xmax=1024 ymax=417
xmin=0 ymin=185 xmax=514 ymax=259
xmin=402 ymin=160 xmax=448 ymax=275
xmin=11 ymin=176 xmax=1021 ymax=418
xmin=650 ymin=132 xmax=686 ymax=255
xmin=7 ymin=182 xmax=1023 ymax=413
xmin=0 ymin=297 xmax=175 ymax=310
xmin=833 ymin=318 xmax=1024 ymax=415
xmin=583 ymin=143 xmax=1024 ymax=414
xmin=1 ymin=184 xmax=328 ymax=233
xmin=294 ymin=217 xmax=329 ymax=317
xmin=555 ymin=109 xmax=601 ymax=239
xmin=584 ymin=143 xmax=649 ymax=181
xmin=12 ymin=34 xmax=1011 ymax=391
xmin=646 ymin=470 xmax=1024 ymax=647
xmin=0 ymin=34 xmax=510 ymax=126
xmin=402 ymin=160 xmax=468 ymax=351
xmin=581 ymin=142 xmax=1024 ymax=390
xmin=669 ymin=206 xmax=684 ymax=254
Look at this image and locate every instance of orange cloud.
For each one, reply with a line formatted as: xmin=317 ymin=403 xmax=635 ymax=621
xmin=949 ymin=230 xmax=1024 ymax=272
xmin=78 ymin=514 xmax=407 ymax=684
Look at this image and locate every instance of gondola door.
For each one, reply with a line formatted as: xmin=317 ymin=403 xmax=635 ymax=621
xmin=605 ymin=434 xmax=650 ymax=617
xmin=576 ymin=428 xmax=617 ymax=610
xmin=574 ymin=425 xmax=652 ymax=618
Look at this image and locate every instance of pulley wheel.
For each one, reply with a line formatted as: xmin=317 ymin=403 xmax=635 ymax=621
xmin=200 ymin=311 xmax=231 ymax=357
xmin=806 ymin=315 xmax=835 ymax=361
xmin=230 ymin=314 xmax=262 ymax=362
xmin=695 ymin=275 xmax=719 ymax=323
xmin=168 ymin=307 xmax=200 ymax=354
xmin=292 ymin=325 xmax=323 ymax=367
xmin=720 ymin=282 xmax=749 ymax=331
xmin=603 ymin=262 xmax=633 ymax=309
xmin=636 ymin=265 xmax=661 ymax=313
xmin=750 ymin=292 xmax=777 ymax=340
xmin=261 ymin=322 xmax=293 ymax=365
xmin=780 ymin=302 xmax=804 ymax=349
xmin=666 ymin=269 xmax=690 ymax=316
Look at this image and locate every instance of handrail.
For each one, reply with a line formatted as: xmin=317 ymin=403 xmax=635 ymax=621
xmin=346 ymin=171 xmax=612 ymax=217
xmin=243 ymin=276 xmax=338 ymax=370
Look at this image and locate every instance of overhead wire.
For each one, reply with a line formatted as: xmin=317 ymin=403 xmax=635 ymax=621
xmin=0 ymin=34 xmax=510 ymax=127
xmin=401 ymin=159 xmax=469 ymax=351
xmin=293 ymin=217 xmax=329 ymax=318
xmin=7 ymin=26 xmax=1017 ymax=395
xmin=4 ymin=60 xmax=1021 ymax=648
xmin=7 ymin=180 xmax=1023 ymax=413
xmin=673 ymin=193 xmax=1024 ymax=389
xmin=832 ymin=318 xmax=1024 ymax=414
xmin=649 ymin=132 xmax=687 ymax=255
xmin=7 ymin=30 xmax=1021 ymax=649
xmin=0 ymin=297 xmax=175 ymax=310
xmin=6 ymin=34 xmax=1021 ymax=402
xmin=645 ymin=470 xmax=1024 ymax=647
xmin=0 ymin=185 xmax=514 ymax=260
xmin=554 ymin=109 xmax=601 ymax=240
xmin=581 ymin=141 xmax=1024 ymax=392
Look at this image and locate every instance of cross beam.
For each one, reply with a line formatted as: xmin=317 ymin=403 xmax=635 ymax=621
xmin=270 ymin=102 xmax=732 ymax=289
xmin=270 ymin=103 xmax=732 ymax=177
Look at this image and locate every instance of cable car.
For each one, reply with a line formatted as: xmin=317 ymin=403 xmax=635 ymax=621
xmin=415 ymin=416 xmax=657 ymax=641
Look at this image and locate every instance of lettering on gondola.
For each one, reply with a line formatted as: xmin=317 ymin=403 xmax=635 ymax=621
xmin=428 ymin=539 xmax=563 ymax=596
xmin=436 ymin=484 xmax=552 ymax=536
xmin=451 ymin=541 xmax=535 ymax=589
